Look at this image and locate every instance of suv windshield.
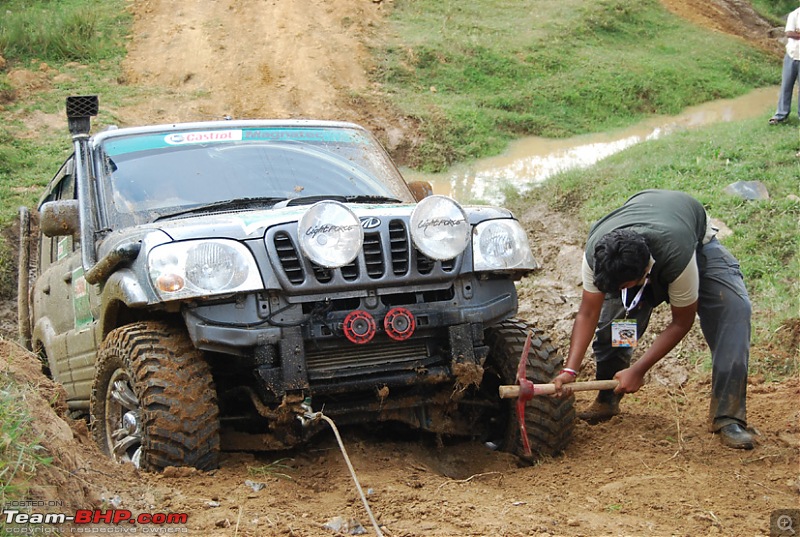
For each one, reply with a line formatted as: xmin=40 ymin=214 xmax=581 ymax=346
xmin=97 ymin=125 xmax=414 ymax=225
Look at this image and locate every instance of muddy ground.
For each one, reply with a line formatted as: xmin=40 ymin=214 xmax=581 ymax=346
xmin=1 ymin=1 xmax=798 ymax=536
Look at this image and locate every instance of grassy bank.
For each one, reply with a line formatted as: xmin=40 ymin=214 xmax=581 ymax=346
xmin=0 ymin=372 xmax=52 ymax=504
xmin=0 ymin=0 xmax=132 ymax=227
xmin=375 ymin=0 xmax=779 ymax=172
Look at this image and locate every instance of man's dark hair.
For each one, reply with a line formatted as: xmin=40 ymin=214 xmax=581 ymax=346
xmin=593 ymin=229 xmax=650 ymax=293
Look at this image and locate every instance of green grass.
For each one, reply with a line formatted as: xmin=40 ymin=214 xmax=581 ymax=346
xmin=374 ymin=0 xmax=778 ymax=171
xmin=0 ymin=235 xmax=13 ymax=301
xmin=0 ymin=373 xmax=52 ymax=504
xmin=0 ymin=0 xmax=135 ymax=296
xmin=0 ymin=0 xmax=129 ymax=63
xmin=513 ymin=115 xmax=800 ymax=378
xmin=750 ymin=0 xmax=798 ymax=23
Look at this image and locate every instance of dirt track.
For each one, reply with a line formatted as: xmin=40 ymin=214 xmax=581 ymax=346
xmin=2 ymin=1 xmax=798 ymax=536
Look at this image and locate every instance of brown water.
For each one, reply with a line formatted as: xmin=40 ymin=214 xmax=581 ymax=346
xmin=403 ymin=86 xmax=780 ymax=204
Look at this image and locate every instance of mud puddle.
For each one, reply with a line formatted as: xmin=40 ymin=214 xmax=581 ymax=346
xmin=404 ymin=86 xmax=779 ymax=204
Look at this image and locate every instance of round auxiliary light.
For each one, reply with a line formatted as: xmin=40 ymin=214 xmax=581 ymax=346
xmin=410 ymin=195 xmax=470 ymax=261
xmin=298 ymin=201 xmax=364 ymax=268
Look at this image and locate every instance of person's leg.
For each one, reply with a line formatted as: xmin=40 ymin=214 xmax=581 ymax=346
xmin=582 ymin=293 xmax=653 ymax=421
xmin=771 ymin=54 xmax=797 ymax=122
xmin=696 ymin=239 xmax=752 ymax=448
xmin=794 ymin=58 xmax=800 ymax=120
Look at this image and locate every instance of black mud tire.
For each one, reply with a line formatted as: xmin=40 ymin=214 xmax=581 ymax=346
xmin=90 ymin=321 xmax=220 ymax=471
xmin=484 ymin=318 xmax=575 ymax=460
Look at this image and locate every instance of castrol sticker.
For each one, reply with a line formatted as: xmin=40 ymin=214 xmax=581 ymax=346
xmin=165 ymin=129 xmax=242 ymax=145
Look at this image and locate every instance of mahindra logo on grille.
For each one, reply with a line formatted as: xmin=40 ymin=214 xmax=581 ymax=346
xmin=360 ymin=217 xmax=381 ymax=229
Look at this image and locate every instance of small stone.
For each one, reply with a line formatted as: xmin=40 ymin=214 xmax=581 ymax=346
xmin=723 ymin=180 xmax=769 ymax=200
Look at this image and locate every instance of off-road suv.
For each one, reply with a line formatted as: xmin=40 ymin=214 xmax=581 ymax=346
xmin=18 ymin=96 xmax=574 ymax=471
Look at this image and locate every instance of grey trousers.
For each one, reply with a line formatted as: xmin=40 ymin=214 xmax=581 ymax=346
xmin=772 ymin=53 xmax=800 ymax=121
xmin=592 ymin=239 xmax=751 ymax=430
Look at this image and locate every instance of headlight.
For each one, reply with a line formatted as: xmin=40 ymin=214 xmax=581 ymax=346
xmin=298 ymin=200 xmax=363 ymax=268
xmin=410 ymin=195 xmax=470 ymax=260
xmin=148 ymin=239 xmax=262 ymax=300
xmin=473 ymin=220 xmax=538 ymax=271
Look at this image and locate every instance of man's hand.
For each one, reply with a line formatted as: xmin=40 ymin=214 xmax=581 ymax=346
xmin=552 ymin=371 xmax=576 ymax=398
xmin=613 ymin=367 xmax=645 ymax=394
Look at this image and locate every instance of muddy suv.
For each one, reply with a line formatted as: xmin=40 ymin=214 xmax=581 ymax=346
xmin=18 ymin=96 xmax=574 ymax=471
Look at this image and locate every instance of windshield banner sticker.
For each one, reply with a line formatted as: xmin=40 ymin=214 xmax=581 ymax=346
xmin=104 ymin=128 xmax=363 ymax=156
xmin=165 ymin=130 xmax=243 ymax=145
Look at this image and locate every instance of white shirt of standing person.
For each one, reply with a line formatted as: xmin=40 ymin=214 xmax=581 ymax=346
xmin=786 ymin=7 xmax=800 ymax=61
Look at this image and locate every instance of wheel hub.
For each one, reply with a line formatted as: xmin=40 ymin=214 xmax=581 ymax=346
xmin=105 ymin=368 xmax=144 ymax=467
xmin=122 ymin=411 xmax=140 ymax=435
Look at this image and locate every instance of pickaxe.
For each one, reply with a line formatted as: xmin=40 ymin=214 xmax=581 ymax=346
xmin=498 ymin=330 xmax=619 ymax=457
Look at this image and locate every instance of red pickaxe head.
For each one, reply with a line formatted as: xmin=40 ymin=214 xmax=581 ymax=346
xmin=515 ymin=330 xmax=535 ymax=457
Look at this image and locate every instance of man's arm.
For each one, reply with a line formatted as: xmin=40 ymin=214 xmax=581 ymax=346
xmin=613 ymin=301 xmax=697 ymax=393
xmin=787 ymin=30 xmax=800 ymax=39
xmin=553 ymin=289 xmax=604 ymax=395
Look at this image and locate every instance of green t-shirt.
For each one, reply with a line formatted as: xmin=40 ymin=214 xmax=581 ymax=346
xmin=585 ymin=190 xmax=707 ymax=304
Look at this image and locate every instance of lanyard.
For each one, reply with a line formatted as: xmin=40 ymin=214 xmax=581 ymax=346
xmin=621 ymin=277 xmax=649 ymax=316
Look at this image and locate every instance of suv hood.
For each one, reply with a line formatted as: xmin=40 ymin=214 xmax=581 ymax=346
xmin=138 ymin=203 xmax=513 ymax=242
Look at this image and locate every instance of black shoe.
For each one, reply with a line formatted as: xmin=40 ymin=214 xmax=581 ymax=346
xmin=768 ymin=117 xmax=786 ymax=125
xmin=717 ymin=423 xmax=754 ymax=450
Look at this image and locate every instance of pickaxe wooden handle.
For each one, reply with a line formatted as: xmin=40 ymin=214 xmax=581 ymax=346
xmin=505 ymin=329 xmax=620 ymax=458
xmin=499 ymin=379 xmax=619 ymax=398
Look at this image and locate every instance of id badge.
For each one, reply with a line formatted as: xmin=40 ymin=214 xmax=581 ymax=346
xmin=611 ymin=319 xmax=638 ymax=348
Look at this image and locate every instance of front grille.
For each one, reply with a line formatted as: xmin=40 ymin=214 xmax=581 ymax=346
xmin=389 ymin=220 xmax=409 ymax=275
xmin=267 ymin=216 xmax=462 ymax=292
xmin=363 ymin=232 xmax=384 ymax=278
xmin=274 ymin=231 xmax=304 ymax=283
xmin=306 ymin=340 xmax=431 ymax=381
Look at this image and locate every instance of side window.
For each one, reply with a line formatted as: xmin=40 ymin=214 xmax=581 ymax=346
xmin=54 ymin=173 xmax=77 ymax=260
xmin=56 ymin=173 xmax=76 ymax=201
xmin=39 ymin=158 xmax=77 ymax=266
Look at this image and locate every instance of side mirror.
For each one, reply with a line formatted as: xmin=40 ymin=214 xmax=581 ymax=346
xmin=40 ymin=200 xmax=80 ymax=237
xmin=408 ymin=181 xmax=434 ymax=202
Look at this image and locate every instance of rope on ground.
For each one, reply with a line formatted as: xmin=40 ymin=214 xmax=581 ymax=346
xmin=306 ymin=411 xmax=385 ymax=537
